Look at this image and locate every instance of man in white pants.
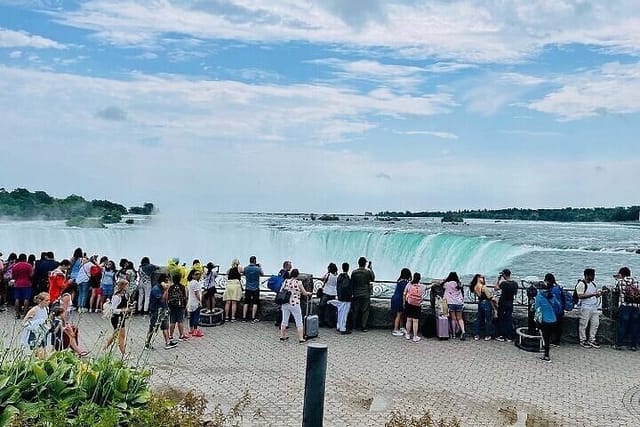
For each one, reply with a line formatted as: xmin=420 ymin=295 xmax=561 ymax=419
xmin=330 ymin=262 xmax=353 ymax=335
xmin=576 ymin=268 xmax=602 ymax=348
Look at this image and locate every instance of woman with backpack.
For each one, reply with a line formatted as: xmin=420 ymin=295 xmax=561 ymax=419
xmin=391 ymin=268 xmax=411 ymax=337
xmin=443 ymin=271 xmax=466 ymax=340
xmin=546 ymin=273 xmax=565 ymax=346
xmin=103 ymin=279 xmax=131 ymax=357
xmin=403 ymin=272 xmax=425 ymax=342
xmin=534 ymin=280 xmax=561 ymax=362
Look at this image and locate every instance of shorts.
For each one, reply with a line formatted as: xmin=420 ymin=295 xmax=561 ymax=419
xmin=111 ymin=314 xmax=125 ymax=329
xmin=203 ymin=287 xmax=216 ymax=298
xmin=149 ymin=309 xmax=169 ymax=331
xmin=448 ymin=304 xmax=463 ymax=313
xmin=14 ymin=287 xmax=32 ymax=302
xmin=404 ymin=303 xmax=421 ymax=319
xmin=244 ymin=289 xmax=260 ymax=305
xmin=92 ymin=287 xmax=102 ymax=295
xmin=169 ymin=306 xmax=184 ymax=323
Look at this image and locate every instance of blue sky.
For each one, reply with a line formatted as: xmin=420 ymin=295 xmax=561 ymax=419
xmin=1 ymin=0 xmax=639 ymax=213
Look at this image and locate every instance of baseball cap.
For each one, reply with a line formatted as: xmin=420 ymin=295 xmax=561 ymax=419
xmin=501 ymin=269 xmax=511 ymax=276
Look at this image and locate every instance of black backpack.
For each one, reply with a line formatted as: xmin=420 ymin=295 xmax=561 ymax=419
xmin=572 ymin=280 xmax=585 ymax=306
xmin=167 ymin=284 xmax=184 ymax=308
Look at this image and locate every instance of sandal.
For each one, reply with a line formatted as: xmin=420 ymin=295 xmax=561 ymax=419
xmin=78 ymin=351 xmax=90 ymax=358
xmin=279 ymin=337 xmax=289 ymax=341
xmin=299 ymin=339 xmax=306 ymax=343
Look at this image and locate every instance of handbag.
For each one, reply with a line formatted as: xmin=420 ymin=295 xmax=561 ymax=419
xmin=275 ymin=282 xmax=292 ymax=305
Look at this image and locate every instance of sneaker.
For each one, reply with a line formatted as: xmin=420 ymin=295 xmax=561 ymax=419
xmin=400 ymin=327 xmax=407 ymax=334
xmin=164 ymin=341 xmax=178 ymax=349
xmin=580 ymin=341 xmax=591 ymax=348
xmin=550 ymin=343 xmax=559 ymax=348
xmin=392 ymin=330 xmax=404 ymax=337
xmin=613 ymin=345 xmax=624 ymax=351
xmin=412 ymin=336 xmax=422 ymax=343
xmin=539 ymin=356 xmax=551 ymax=363
xmin=474 ymin=335 xmax=480 ymax=341
xmin=242 ymin=318 xmax=248 ymax=323
xmin=631 ymin=346 xmax=638 ymax=352
xmin=460 ymin=333 xmax=466 ymax=341
xmin=484 ymin=336 xmax=492 ymax=341
xmin=361 ymin=328 xmax=369 ymax=332
xmin=588 ymin=341 xmax=601 ymax=349
xmin=144 ymin=343 xmax=154 ymax=350
xmin=405 ymin=333 xmax=411 ymax=340
xmin=253 ymin=318 xmax=260 ymax=323
xmin=193 ymin=330 xmax=204 ymax=337
xmin=179 ymin=335 xmax=190 ymax=341
xmin=496 ymin=336 xmax=506 ymax=342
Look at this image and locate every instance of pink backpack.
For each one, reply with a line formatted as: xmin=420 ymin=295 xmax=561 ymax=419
xmin=406 ymin=284 xmax=423 ymax=306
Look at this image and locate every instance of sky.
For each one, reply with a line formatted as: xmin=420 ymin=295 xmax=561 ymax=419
xmin=1 ymin=0 xmax=639 ymax=214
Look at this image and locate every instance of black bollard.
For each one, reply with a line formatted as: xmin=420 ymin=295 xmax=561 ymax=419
xmin=302 ymin=343 xmax=328 ymax=427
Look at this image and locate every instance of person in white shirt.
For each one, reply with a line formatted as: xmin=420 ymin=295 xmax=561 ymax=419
xmin=187 ymin=269 xmax=204 ymax=338
xmin=576 ymin=268 xmax=602 ymax=348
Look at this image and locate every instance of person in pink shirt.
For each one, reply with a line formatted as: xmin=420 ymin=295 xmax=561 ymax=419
xmin=443 ymin=271 xmax=466 ymax=340
xmin=12 ymin=253 xmax=33 ymax=319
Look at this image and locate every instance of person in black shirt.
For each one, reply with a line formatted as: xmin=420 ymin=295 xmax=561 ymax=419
xmin=495 ymin=269 xmax=518 ymax=342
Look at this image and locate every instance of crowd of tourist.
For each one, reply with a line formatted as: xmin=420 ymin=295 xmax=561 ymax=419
xmin=0 ymin=248 xmax=638 ymax=364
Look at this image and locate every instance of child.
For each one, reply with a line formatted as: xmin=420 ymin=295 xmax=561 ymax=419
xmin=403 ymin=273 xmax=425 ymax=342
xmin=51 ymin=299 xmax=90 ymax=357
xmin=187 ymin=269 xmax=204 ymax=337
xmin=167 ymin=272 xmax=188 ymax=340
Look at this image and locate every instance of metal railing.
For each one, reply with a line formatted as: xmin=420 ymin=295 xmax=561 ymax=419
xmin=211 ymin=274 xmax=542 ymax=307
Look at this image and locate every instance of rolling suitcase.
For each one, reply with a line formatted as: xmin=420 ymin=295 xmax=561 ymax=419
xmin=304 ymin=297 xmax=319 ymax=340
xmin=436 ymin=315 xmax=449 ymax=340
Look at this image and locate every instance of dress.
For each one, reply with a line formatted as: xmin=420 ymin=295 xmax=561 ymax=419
xmin=391 ymin=279 xmax=408 ymax=314
xmin=223 ymin=267 xmax=242 ymax=301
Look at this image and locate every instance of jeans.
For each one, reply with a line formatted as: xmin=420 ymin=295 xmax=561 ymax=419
xmin=578 ymin=307 xmax=600 ymax=342
xmin=351 ymin=296 xmax=370 ymax=330
xmin=550 ymin=313 xmax=564 ymax=345
xmin=318 ymin=294 xmax=336 ymax=327
xmin=475 ymin=300 xmax=494 ymax=337
xmin=497 ymin=304 xmax=514 ymax=340
xmin=138 ymin=281 xmax=152 ymax=312
xmin=189 ymin=309 xmax=200 ymax=329
xmin=539 ymin=322 xmax=556 ymax=357
xmin=77 ymin=281 xmax=90 ymax=309
xmin=616 ymin=305 xmax=640 ymax=347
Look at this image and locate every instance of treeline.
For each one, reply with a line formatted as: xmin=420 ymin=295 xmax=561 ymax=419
xmin=0 ymin=188 xmax=155 ymax=225
xmin=377 ymin=206 xmax=640 ymax=222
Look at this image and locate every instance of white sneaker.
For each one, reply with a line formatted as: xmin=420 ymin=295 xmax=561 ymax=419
xmin=413 ymin=336 xmax=422 ymax=343
xmin=392 ymin=330 xmax=404 ymax=337
xmin=405 ymin=333 xmax=411 ymax=340
xmin=400 ymin=327 xmax=407 ymax=334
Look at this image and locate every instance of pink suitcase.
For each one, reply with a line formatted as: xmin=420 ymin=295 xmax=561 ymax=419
xmin=436 ymin=316 xmax=449 ymax=340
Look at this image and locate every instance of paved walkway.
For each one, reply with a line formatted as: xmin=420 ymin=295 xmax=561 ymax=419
xmin=2 ymin=308 xmax=639 ymax=426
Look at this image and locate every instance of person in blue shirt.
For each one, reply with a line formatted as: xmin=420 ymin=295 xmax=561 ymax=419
xmin=242 ymin=256 xmax=263 ymax=322
xmin=535 ymin=279 xmax=561 ymax=362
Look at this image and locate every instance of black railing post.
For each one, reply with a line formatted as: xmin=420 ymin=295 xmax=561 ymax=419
xmin=302 ymin=343 xmax=328 ymax=427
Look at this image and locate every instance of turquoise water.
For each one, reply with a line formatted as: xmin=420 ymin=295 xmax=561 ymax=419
xmin=0 ymin=213 xmax=638 ymax=286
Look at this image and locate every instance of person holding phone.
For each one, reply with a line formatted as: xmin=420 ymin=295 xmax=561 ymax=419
xmin=350 ymin=257 xmax=375 ymax=332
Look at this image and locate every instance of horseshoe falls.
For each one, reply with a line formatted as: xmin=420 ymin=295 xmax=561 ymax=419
xmin=1 ymin=212 xmax=638 ymax=285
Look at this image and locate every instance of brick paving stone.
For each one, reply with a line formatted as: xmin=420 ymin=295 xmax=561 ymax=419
xmin=2 ymin=308 xmax=640 ymax=426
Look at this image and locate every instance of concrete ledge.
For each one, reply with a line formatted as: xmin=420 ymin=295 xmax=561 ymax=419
xmin=220 ymin=295 xmax=618 ymax=345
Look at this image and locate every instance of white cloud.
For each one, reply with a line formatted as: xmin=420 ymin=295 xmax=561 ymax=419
xmin=394 ymin=130 xmax=459 ymax=140
xmin=51 ymin=1 xmax=640 ymax=63
xmin=0 ymin=27 xmax=65 ymax=49
xmin=528 ymin=61 xmax=640 ymax=120
xmin=8 ymin=50 xmax=22 ymax=58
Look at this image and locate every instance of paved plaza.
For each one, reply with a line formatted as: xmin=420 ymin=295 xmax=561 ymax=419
xmin=2 ymin=307 xmax=640 ymax=426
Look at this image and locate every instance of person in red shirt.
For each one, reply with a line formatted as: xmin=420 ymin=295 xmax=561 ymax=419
xmin=12 ymin=253 xmax=33 ymax=319
xmin=48 ymin=259 xmax=71 ymax=303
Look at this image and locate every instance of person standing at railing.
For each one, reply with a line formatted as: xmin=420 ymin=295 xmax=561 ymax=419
xmin=350 ymin=257 xmax=375 ymax=332
xmin=223 ymin=259 xmax=243 ymax=322
xmin=391 ymin=268 xmax=411 ymax=337
xmin=471 ymin=274 xmax=495 ymax=341
xmin=576 ymin=268 xmax=602 ymax=349
xmin=319 ymin=263 xmax=338 ymax=329
xmin=495 ymin=269 xmax=518 ymax=343
xmin=614 ymin=267 xmax=639 ymax=351
xmin=443 ymin=272 xmax=466 ymax=340
xmin=242 ymin=256 xmax=263 ymax=322
xmin=546 ymin=273 xmax=565 ymax=346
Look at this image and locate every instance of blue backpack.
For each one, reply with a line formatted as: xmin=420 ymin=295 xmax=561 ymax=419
xmin=267 ymin=275 xmax=284 ymax=293
xmin=561 ymin=288 xmax=574 ymax=311
xmin=551 ymin=285 xmax=573 ymax=312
